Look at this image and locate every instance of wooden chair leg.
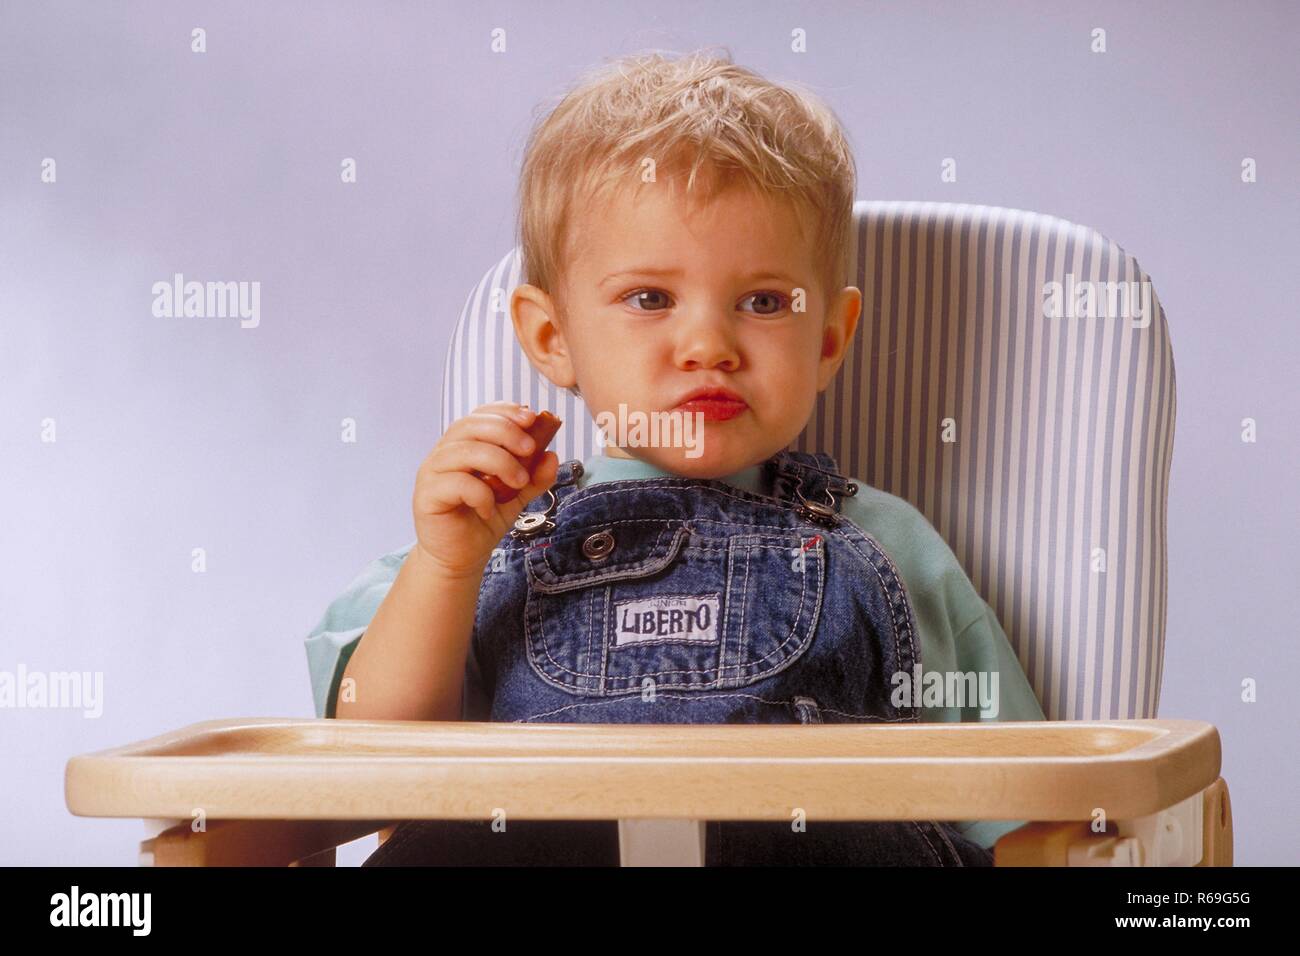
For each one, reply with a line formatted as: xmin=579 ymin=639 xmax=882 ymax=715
xmin=1195 ymin=777 xmax=1233 ymax=867
xmin=618 ymin=819 xmax=706 ymax=866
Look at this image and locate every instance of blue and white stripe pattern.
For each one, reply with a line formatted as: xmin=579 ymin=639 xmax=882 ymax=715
xmin=442 ymin=201 xmax=1175 ymax=722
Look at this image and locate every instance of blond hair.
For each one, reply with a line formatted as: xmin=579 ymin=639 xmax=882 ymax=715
xmin=514 ymin=48 xmax=858 ymax=315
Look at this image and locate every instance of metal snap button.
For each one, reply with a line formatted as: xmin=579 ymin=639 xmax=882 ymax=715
xmin=511 ymin=511 xmax=555 ymax=540
xmin=515 ymin=512 xmax=550 ymax=533
xmin=581 ymin=529 xmax=615 ymax=560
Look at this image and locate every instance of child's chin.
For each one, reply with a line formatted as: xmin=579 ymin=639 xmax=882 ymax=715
xmin=651 ymin=445 xmax=751 ymax=478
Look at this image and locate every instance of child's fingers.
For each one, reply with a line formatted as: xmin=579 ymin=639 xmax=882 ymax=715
xmin=473 ymin=400 xmax=535 ymax=424
xmin=514 ymin=451 xmax=560 ymax=506
xmin=417 ymin=470 xmax=498 ymax=524
xmin=445 ymin=414 xmax=539 ymax=459
xmin=431 ymin=439 xmax=532 ymax=490
xmin=473 ymin=411 xmax=562 ymax=503
xmin=446 ymin=403 xmax=536 ymax=442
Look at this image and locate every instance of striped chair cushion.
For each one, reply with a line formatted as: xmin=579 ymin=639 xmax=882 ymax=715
xmin=441 ymin=201 xmax=1175 ymax=721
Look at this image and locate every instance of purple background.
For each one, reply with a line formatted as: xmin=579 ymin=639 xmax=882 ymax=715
xmin=2 ymin=0 xmax=1296 ymax=865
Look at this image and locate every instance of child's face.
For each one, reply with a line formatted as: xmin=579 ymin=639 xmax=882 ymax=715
xmin=512 ymin=175 xmax=861 ymax=478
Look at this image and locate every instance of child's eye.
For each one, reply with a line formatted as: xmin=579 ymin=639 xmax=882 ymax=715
xmin=622 ymin=289 xmax=673 ymax=311
xmin=740 ymin=291 xmax=789 ymax=316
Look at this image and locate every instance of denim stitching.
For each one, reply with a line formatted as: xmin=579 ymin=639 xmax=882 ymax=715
xmin=928 ymin=820 xmax=966 ymax=866
xmin=530 ymin=597 xmax=735 ymax=683
xmin=526 ymin=553 xmax=910 ymax=705
xmin=739 ymin=540 xmax=757 ymax=683
xmin=814 ymin=706 xmax=917 ymax=722
xmin=519 ymin=691 xmax=797 ymax=722
xmin=524 ymin=588 xmax=590 ymax=687
xmin=529 ymin=524 xmax=684 ymax=590
xmin=688 ymin=519 xmax=831 ymax=535
xmin=520 ymin=456 xmax=915 ymax=715
xmin=527 ymin=617 xmax=733 ymax=685
xmin=554 ymin=449 xmax=842 ymax=518
xmin=526 ymin=587 xmax=602 ymax=684
xmin=526 ymin=541 xmax=822 ymax=687
xmin=589 ymin=585 xmax=600 ymax=691
xmin=532 ymin=527 xmax=813 ymax=583
xmin=555 ymin=479 xmax=777 ymax=517
xmin=911 ymin=822 xmax=947 ymax=865
xmin=723 ymin=539 xmax=821 ymax=680
xmin=719 ymin=524 xmax=737 ymax=681
xmin=563 ymin=459 xmax=910 ymax=697
xmin=829 ymin=529 xmax=919 ymax=714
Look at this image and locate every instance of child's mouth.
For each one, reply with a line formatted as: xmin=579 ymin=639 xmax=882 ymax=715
xmin=674 ymin=398 xmax=748 ymax=422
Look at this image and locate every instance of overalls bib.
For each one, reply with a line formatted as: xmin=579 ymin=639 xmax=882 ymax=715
xmin=364 ymin=449 xmax=993 ymax=866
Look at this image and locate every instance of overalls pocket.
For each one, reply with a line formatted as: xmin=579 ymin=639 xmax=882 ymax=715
xmin=524 ymin=519 xmax=826 ymax=696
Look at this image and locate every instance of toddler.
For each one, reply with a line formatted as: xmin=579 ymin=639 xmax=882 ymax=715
xmin=305 ymin=49 xmax=1045 ymax=866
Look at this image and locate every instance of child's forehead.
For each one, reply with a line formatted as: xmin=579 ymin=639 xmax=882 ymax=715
xmin=566 ymin=177 xmax=813 ymax=274
xmin=587 ymin=171 xmax=798 ymax=221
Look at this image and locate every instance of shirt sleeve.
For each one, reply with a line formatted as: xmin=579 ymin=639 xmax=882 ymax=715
xmin=303 ymin=543 xmax=414 ymax=719
xmin=945 ymin=602 xmax=1046 ymax=850
xmin=947 ymin=602 xmax=1046 ymax=724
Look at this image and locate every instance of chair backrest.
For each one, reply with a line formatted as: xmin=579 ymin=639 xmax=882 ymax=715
xmin=441 ymin=201 xmax=1176 ymax=722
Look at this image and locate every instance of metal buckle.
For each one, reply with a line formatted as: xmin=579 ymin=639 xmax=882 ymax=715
xmin=511 ymin=487 xmax=558 ymax=540
xmin=792 ymin=474 xmax=842 ymax=527
xmin=509 ymin=460 xmax=583 ymax=541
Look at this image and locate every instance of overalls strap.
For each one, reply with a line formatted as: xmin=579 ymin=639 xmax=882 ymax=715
xmin=764 ymin=448 xmax=859 ymax=519
xmin=516 ymin=451 xmax=859 ymax=540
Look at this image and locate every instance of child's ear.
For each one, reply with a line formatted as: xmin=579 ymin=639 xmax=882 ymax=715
xmin=816 ymin=285 xmax=862 ymax=391
xmin=511 ymin=284 xmax=578 ymax=392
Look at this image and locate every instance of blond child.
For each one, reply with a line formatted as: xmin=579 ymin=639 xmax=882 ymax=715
xmin=307 ymin=49 xmax=1044 ymax=865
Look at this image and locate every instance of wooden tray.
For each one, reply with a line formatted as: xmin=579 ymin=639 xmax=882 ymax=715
xmin=65 ymin=717 xmax=1220 ymax=823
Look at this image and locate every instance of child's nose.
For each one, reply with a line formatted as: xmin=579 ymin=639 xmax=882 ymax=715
xmin=672 ymin=313 xmax=740 ymax=369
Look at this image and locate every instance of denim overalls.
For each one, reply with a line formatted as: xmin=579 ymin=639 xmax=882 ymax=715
xmin=364 ymin=449 xmax=993 ymax=866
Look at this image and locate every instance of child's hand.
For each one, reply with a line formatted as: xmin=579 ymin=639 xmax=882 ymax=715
xmin=410 ymin=402 xmax=562 ymax=579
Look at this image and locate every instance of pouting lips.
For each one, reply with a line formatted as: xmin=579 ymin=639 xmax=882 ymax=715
xmin=674 ymin=398 xmax=748 ymax=422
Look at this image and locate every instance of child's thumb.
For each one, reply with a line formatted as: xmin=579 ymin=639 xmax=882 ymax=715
xmin=516 ymin=451 xmax=560 ymax=507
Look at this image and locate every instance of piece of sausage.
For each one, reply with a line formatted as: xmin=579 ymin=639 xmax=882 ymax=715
xmin=477 ymin=409 xmax=562 ymax=503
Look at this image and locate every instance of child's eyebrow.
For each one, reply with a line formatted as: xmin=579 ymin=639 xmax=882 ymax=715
xmin=598 ymin=267 xmax=800 ymax=287
xmin=599 ymin=267 xmax=683 ymax=287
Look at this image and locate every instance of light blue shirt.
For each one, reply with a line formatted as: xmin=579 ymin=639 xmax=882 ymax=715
xmin=305 ymin=452 xmax=1046 ymax=850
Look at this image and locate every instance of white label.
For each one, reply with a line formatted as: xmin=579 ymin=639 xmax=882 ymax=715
xmin=614 ymin=595 xmax=720 ymax=645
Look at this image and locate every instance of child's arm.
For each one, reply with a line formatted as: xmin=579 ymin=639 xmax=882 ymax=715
xmin=332 ymin=401 xmax=560 ymax=722
xmin=304 ymin=545 xmax=410 ymax=720
xmin=334 ymin=546 xmax=484 ymax=722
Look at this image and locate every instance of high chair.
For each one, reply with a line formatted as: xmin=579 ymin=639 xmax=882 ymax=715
xmin=65 ymin=201 xmax=1232 ymax=866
